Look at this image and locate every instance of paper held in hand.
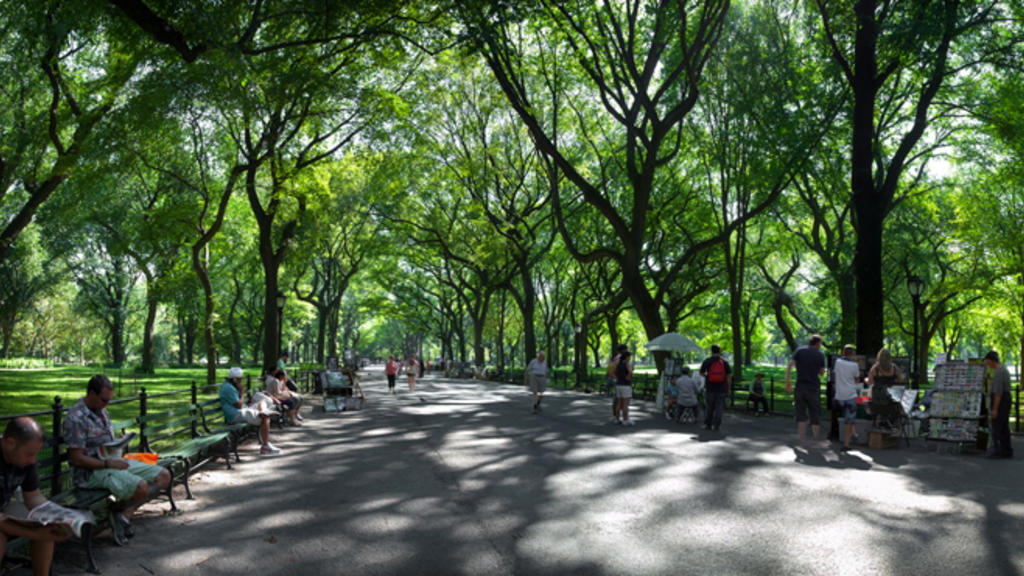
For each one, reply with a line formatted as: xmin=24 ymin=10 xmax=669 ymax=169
xmin=99 ymin=432 xmax=137 ymax=459
xmin=7 ymin=500 xmax=96 ymax=539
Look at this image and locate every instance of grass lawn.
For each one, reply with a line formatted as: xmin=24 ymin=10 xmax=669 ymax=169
xmin=0 ymin=365 xmax=262 ymax=423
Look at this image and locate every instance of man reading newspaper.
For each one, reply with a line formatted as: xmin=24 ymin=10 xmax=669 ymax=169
xmin=1 ymin=417 xmax=69 ymax=576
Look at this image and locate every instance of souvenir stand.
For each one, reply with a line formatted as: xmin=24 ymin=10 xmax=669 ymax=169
xmin=926 ymin=360 xmax=986 ymax=452
xmin=645 ymin=333 xmax=700 ymax=411
xmin=320 ymin=356 xmax=365 ymax=413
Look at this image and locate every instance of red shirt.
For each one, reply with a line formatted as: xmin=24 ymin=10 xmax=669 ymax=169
xmin=385 ymin=360 xmax=399 ymax=375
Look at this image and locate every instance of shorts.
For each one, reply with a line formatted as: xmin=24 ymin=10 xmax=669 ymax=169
xmin=838 ymin=398 xmax=858 ymax=425
xmin=793 ymin=388 xmax=821 ymax=425
xmin=528 ymin=373 xmax=548 ymax=394
xmin=87 ymin=460 xmax=165 ymax=501
xmin=615 ymin=385 xmax=633 ymax=399
xmin=232 ymin=407 xmax=267 ymax=426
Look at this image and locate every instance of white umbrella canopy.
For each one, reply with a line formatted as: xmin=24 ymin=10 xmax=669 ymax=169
xmin=644 ymin=332 xmax=702 ymax=353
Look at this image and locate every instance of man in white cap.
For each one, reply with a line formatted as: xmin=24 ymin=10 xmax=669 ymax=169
xmin=220 ymin=367 xmax=281 ymax=455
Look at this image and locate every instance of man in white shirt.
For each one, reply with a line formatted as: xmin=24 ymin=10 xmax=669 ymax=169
xmin=524 ymin=352 xmax=550 ymax=414
xmin=833 ymin=345 xmax=862 ymax=452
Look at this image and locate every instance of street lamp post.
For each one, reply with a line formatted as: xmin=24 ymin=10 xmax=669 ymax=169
xmin=575 ymin=323 xmax=583 ymax=389
xmin=276 ymin=291 xmax=286 ymax=361
xmin=907 ymin=275 xmax=924 ymax=389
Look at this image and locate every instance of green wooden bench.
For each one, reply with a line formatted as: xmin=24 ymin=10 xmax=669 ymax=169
xmin=137 ymin=404 xmax=231 ymax=501
xmin=4 ymin=416 xmax=176 ymax=574
xmin=196 ymin=398 xmax=250 ymax=462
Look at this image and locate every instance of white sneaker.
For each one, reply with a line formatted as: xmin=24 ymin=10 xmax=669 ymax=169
xmin=664 ymin=412 xmax=671 ymax=420
xmin=260 ymin=443 xmax=282 ymax=455
xmin=295 ymin=414 xmax=305 ymax=421
xmin=624 ymin=419 xmax=635 ymax=427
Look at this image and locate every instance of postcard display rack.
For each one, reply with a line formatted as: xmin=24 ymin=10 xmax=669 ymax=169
xmin=928 ymin=362 xmax=985 ymax=448
xmin=656 ymin=358 xmax=683 ymax=412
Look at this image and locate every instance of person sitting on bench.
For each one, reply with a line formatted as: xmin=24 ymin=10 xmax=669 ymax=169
xmin=65 ymin=375 xmax=172 ymax=543
xmin=0 ymin=417 xmax=69 ymax=576
xmin=266 ymin=369 xmax=302 ymax=426
xmin=220 ymin=367 xmax=281 ymax=455
xmin=276 ymin=352 xmax=303 ymax=421
xmin=748 ymin=373 xmax=769 ymax=415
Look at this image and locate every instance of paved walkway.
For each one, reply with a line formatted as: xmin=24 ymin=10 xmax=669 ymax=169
xmin=42 ymin=368 xmax=1024 ymax=575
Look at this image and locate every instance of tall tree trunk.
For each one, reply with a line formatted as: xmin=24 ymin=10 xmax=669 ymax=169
xmin=177 ymin=309 xmax=186 ymax=365
xmin=111 ymin=322 xmax=126 ymax=366
xmin=851 ymin=0 xmax=883 ymax=357
xmin=519 ymin=265 xmax=537 ymax=361
xmin=140 ymin=289 xmax=158 ymax=373
xmin=228 ymin=278 xmax=243 ymax=365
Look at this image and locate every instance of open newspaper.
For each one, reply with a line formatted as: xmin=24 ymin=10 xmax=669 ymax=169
xmin=98 ymin=432 xmax=137 ymax=459
xmin=6 ymin=501 xmax=96 ymax=539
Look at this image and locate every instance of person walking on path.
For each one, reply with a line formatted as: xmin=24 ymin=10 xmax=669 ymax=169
xmin=985 ymin=351 xmax=1014 ymax=459
xmin=0 ymin=417 xmax=69 ymax=575
xmin=385 ymin=355 xmax=399 ymax=394
xmin=606 ymin=345 xmax=628 ymax=423
xmin=615 ymin=351 xmax=635 ymax=426
xmin=524 ymin=352 xmax=550 ymax=414
xmin=406 ymin=354 xmax=418 ymax=392
xmin=832 ymin=345 xmax=862 ymax=451
xmin=786 ymin=335 xmax=827 ymax=442
xmin=699 ymin=345 xmax=731 ymax=431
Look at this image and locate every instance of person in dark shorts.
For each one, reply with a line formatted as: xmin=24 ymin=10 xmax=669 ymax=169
xmin=606 ymin=345 xmax=628 ymax=423
xmin=699 ymin=345 xmax=732 ymax=431
xmin=786 ymin=335 xmax=827 ymax=442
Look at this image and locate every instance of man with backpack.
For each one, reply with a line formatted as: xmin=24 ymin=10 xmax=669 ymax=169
xmin=699 ymin=345 xmax=732 ymax=431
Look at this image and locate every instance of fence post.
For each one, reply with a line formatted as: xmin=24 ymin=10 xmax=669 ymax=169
xmin=1017 ymin=383 xmax=1020 ymax=433
xmin=51 ymin=396 xmax=63 ymax=494
xmin=139 ymin=386 xmax=149 ymax=453
xmin=190 ymin=381 xmax=198 ymax=438
xmin=770 ymin=377 xmax=775 ymax=414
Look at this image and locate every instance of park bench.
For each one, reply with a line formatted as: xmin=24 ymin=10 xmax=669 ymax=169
xmin=136 ymin=401 xmax=232 ymax=501
xmin=3 ymin=409 xmax=177 ymax=574
xmin=195 ymin=396 xmax=282 ymax=458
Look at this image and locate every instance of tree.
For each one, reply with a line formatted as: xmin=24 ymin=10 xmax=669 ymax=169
xmin=0 ymin=2 xmax=139 ymax=263
xmin=815 ymin=0 xmax=1015 ymax=354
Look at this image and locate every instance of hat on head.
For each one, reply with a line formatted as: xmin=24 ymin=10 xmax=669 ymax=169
xmin=617 ymin=344 xmax=628 ymax=352
xmin=228 ymin=367 xmax=244 ymax=379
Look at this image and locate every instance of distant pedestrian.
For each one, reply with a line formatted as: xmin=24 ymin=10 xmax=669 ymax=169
xmin=749 ymin=373 xmax=769 ymax=415
xmin=606 ymin=345 xmax=628 ymax=424
xmin=385 ymin=354 xmax=399 ymax=394
xmin=699 ymin=345 xmax=731 ymax=431
xmin=832 ymin=345 xmax=862 ymax=451
xmin=406 ymin=354 xmax=418 ymax=392
xmin=615 ymin=351 xmax=635 ymax=426
xmin=524 ymin=352 xmax=550 ymax=414
xmin=785 ymin=335 xmax=827 ymax=442
xmin=985 ymin=351 xmax=1013 ymax=459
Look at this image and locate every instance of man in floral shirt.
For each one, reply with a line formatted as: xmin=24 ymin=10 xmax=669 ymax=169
xmin=64 ymin=375 xmax=170 ymax=544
